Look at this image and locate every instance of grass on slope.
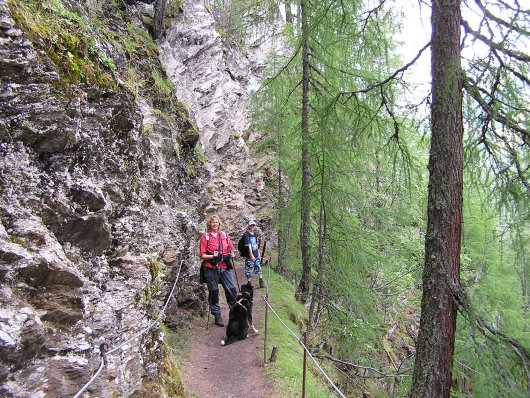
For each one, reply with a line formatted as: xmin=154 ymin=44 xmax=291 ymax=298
xmin=262 ymin=267 xmax=337 ymax=398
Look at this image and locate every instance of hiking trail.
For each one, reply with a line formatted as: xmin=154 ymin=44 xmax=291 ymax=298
xmin=179 ymin=265 xmax=274 ymax=398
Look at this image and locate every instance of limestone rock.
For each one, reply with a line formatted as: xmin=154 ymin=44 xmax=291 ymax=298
xmin=159 ymin=0 xmax=283 ymax=235
xmin=0 ymin=0 xmax=208 ymax=396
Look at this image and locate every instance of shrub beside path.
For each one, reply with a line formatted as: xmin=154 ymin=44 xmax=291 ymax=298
xmin=179 ymin=265 xmax=274 ymax=398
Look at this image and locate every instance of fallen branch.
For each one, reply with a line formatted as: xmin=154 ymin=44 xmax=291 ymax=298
xmin=312 ymin=353 xmax=411 ymax=379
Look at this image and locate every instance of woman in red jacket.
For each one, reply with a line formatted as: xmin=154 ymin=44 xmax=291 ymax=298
xmin=199 ymin=214 xmax=237 ymax=327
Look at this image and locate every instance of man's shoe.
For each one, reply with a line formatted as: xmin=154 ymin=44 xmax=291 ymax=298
xmin=214 ymin=315 xmax=224 ymax=327
xmin=259 ymin=279 xmax=265 ymax=288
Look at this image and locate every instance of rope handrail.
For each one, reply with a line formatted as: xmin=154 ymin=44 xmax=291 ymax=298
xmin=263 ymin=295 xmax=346 ymax=398
xmin=73 ymin=259 xmax=184 ymax=398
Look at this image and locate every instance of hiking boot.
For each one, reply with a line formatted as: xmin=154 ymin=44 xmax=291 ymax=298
xmin=259 ymin=279 xmax=265 ymax=288
xmin=214 ymin=314 xmax=224 ymax=327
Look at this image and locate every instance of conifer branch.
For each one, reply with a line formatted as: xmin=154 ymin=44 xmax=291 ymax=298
xmin=313 ymin=354 xmax=412 ymax=378
xmin=471 ymin=0 xmax=530 ymax=36
xmin=499 ymin=136 xmax=530 ymax=196
xmin=461 ymin=19 xmax=530 ymax=62
xmin=361 ymin=0 xmax=386 ymax=32
xmin=462 ymin=77 xmax=530 ymax=141
xmin=496 ymin=0 xmax=530 ymax=15
xmin=449 ymin=280 xmax=530 ymax=364
xmin=491 ymin=48 xmax=530 ymax=86
xmin=338 ymin=42 xmax=431 ymax=102
xmin=513 ymin=345 xmax=530 ymax=397
xmin=372 ymin=265 xmax=422 ymax=291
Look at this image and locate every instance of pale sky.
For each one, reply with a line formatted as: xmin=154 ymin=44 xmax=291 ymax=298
xmin=395 ymin=0 xmax=432 ymax=87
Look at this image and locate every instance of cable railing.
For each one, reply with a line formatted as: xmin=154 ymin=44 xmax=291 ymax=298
xmin=72 ymin=256 xmax=348 ymax=397
xmin=261 ymin=258 xmax=347 ymax=398
xmin=73 ymin=259 xmax=184 ymax=398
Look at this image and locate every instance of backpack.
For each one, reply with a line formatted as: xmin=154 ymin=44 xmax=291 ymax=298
xmin=237 ymin=235 xmax=249 ymax=257
xmin=237 ymin=231 xmax=258 ymax=257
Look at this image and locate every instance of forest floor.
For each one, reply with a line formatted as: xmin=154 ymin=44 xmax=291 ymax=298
xmin=179 ymin=265 xmax=274 ymax=398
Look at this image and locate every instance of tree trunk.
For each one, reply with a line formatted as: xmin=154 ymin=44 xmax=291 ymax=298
xmin=297 ymin=0 xmax=312 ymax=302
xmin=277 ymin=162 xmax=286 ymax=274
xmin=284 ymin=1 xmax=294 ymax=23
xmin=153 ymin=0 xmax=168 ymax=39
xmin=308 ymin=198 xmax=326 ymax=333
xmin=409 ymin=0 xmax=463 ymax=396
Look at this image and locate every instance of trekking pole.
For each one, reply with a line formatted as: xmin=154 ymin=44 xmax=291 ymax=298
xmin=260 ymin=240 xmax=267 ymax=260
xmin=234 ymin=260 xmax=241 ymax=292
xmin=263 ymin=257 xmax=270 ymax=364
xmin=206 ymin=265 xmax=217 ymax=330
xmin=230 ymin=249 xmax=241 ymax=292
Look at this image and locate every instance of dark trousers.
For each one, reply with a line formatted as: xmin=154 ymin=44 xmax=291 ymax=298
xmin=203 ymin=267 xmax=237 ymax=316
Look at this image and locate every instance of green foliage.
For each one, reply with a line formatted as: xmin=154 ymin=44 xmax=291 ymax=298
xmin=264 ymin=269 xmax=336 ymax=398
xmin=251 ymin=0 xmax=528 ymax=395
xmin=141 ymin=338 xmax=186 ymax=397
xmin=193 ymin=145 xmax=207 ymax=164
xmin=151 ymin=70 xmax=173 ymax=102
xmin=251 ymin=3 xmax=424 ymax=395
xmin=204 ymin=0 xmax=281 ymax=51
xmin=162 ymin=324 xmax=188 ymax=352
xmin=452 ymin=178 xmax=529 ymax=397
xmin=124 ymin=23 xmax=174 ymax=105
xmin=9 ymin=0 xmax=176 ymax=108
xmin=9 ymin=0 xmax=116 ymax=87
xmin=126 ymin=23 xmax=159 ymax=56
xmin=248 ymin=1 xmax=526 ymax=396
xmin=462 ymin=0 xmax=530 ymax=213
xmin=173 ymin=100 xmax=190 ymax=119
xmin=123 ymin=66 xmax=144 ymax=99
xmin=9 ymin=235 xmax=28 ymax=248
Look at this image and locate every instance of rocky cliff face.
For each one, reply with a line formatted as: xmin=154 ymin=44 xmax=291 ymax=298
xmin=0 ymin=0 xmax=282 ymax=396
xmin=159 ymin=0 xmax=284 ymax=235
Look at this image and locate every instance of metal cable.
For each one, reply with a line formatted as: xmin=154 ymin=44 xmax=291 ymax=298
xmin=73 ymin=259 xmax=184 ymax=397
xmin=263 ymin=296 xmax=346 ymax=398
xmin=263 ymin=296 xmax=301 ymax=342
xmin=72 ymin=359 xmax=105 ymax=398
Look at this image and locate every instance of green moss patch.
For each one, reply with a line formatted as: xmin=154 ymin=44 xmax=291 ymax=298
xmin=9 ymin=0 xmax=116 ymax=87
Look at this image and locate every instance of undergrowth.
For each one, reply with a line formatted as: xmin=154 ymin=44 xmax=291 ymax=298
xmin=9 ymin=0 xmax=116 ymax=87
xmin=8 ymin=0 xmax=181 ymax=111
xmin=263 ymin=268 xmax=337 ymax=398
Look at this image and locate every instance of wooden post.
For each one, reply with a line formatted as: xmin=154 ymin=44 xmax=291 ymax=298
xmin=302 ymin=331 xmax=307 ymax=398
xmin=270 ymin=346 xmax=278 ymax=362
xmin=260 ymin=240 xmax=267 ymax=259
xmin=263 ymin=259 xmax=270 ymax=364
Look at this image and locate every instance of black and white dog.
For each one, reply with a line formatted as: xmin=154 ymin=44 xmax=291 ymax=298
xmin=221 ymin=282 xmax=258 ymax=346
xmin=240 ymin=282 xmax=258 ymax=334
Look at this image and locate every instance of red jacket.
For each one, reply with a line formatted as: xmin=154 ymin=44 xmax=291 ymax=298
xmin=199 ymin=231 xmax=234 ymax=269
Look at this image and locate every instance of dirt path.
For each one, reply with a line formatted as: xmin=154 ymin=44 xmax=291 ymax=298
xmin=180 ymin=265 xmax=274 ymax=398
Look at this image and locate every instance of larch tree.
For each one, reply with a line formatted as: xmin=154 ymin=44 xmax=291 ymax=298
xmin=409 ymin=0 xmax=463 ymax=395
xmin=263 ymin=0 xmax=404 ymax=312
xmin=411 ymin=0 xmax=530 ymax=395
xmin=297 ymin=0 xmax=312 ymax=302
